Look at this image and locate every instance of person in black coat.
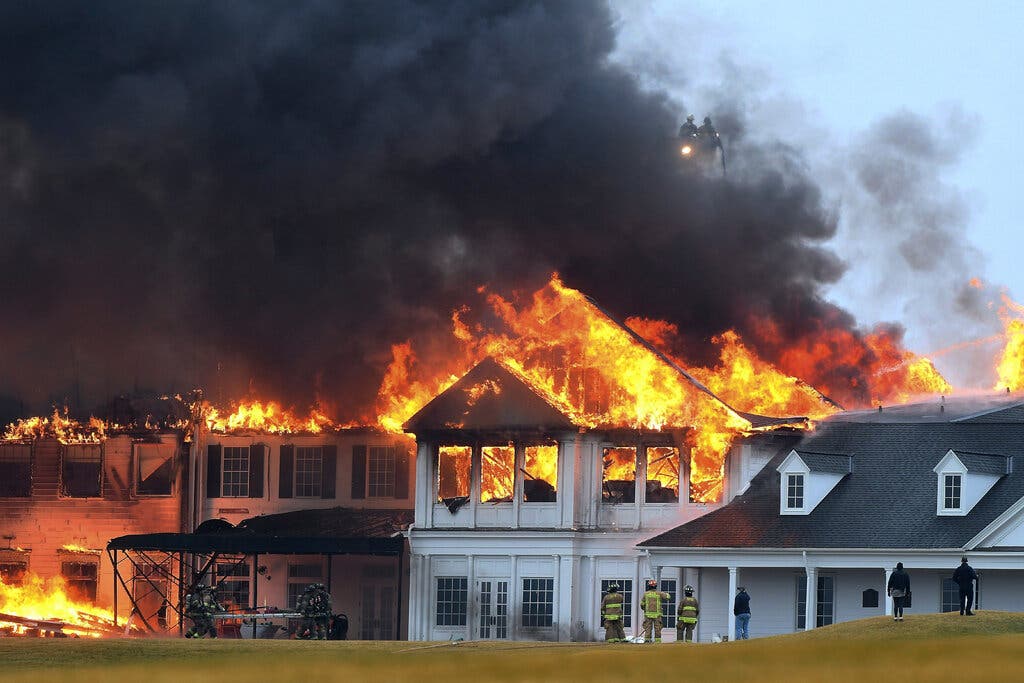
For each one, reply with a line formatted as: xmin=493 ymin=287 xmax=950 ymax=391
xmin=887 ymin=562 xmax=911 ymax=621
xmin=952 ymin=556 xmax=978 ymax=615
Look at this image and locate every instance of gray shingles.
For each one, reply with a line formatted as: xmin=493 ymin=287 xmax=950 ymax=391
xmin=795 ymin=451 xmax=852 ymax=474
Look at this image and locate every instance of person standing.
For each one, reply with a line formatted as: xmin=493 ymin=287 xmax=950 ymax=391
xmin=953 ymin=556 xmax=978 ymax=616
xmin=733 ymin=586 xmax=751 ymax=640
xmin=641 ymin=579 xmax=670 ymax=643
xmin=600 ymin=583 xmax=626 ymax=643
xmin=887 ymin=562 xmax=911 ymax=621
xmin=676 ymin=585 xmax=699 ymax=643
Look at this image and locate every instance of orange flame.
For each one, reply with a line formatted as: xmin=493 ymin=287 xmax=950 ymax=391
xmin=0 ymin=572 xmax=118 ymax=638
xmin=2 ymin=409 xmax=108 ymax=444
xmin=203 ymin=401 xmax=335 ymax=434
xmin=995 ymin=294 xmax=1024 ymax=391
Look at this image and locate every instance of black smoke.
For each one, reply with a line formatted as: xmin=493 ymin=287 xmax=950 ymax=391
xmin=0 ymin=0 xmax=855 ymax=417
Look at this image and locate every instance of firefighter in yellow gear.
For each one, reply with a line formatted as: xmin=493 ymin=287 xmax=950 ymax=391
xmin=600 ymin=583 xmax=626 ymax=642
xmin=676 ymin=584 xmax=699 ymax=642
xmin=641 ymin=580 xmax=670 ymax=643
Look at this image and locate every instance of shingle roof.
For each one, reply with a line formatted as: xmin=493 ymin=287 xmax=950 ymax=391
xmin=951 ymin=451 xmax=1011 ymax=476
xmin=827 ymin=395 xmax=1024 ymax=424
xmin=794 ymin=450 xmax=852 ymax=474
xmin=640 ymin=421 xmax=1024 ymax=550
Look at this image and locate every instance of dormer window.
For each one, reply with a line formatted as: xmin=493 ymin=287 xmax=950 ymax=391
xmin=943 ymin=473 xmax=962 ymax=511
xmin=786 ymin=474 xmax=805 ymax=510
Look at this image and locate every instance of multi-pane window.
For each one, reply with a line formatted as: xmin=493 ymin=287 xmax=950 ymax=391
xmin=786 ymin=474 xmax=804 ymax=509
xmin=522 ymin=445 xmax=557 ymax=502
xmin=435 ymin=577 xmax=468 ymax=627
xmin=646 ymin=447 xmax=680 ymax=503
xmin=221 ymin=447 xmax=250 ymax=497
xmin=135 ymin=443 xmax=174 ymax=495
xmin=295 ymin=447 xmax=323 ymax=498
xmin=797 ymin=575 xmax=835 ymax=628
xmin=660 ymin=579 xmax=677 ymax=629
xmin=601 ymin=579 xmax=633 ymax=628
xmin=287 ymin=563 xmax=323 ymax=609
xmin=521 ymin=578 xmax=554 ymax=628
xmin=942 ymin=577 xmax=981 ymax=612
xmin=944 ymin=474 xmax=962 ymax=510
xmin=0 ymin=444 xmax=31 ymax=497
xmin=215 ymin=561 xmax=250 ymax=610
xmin=603 ymin=447 xmax=637 ymax=504
xmin=62 ymin=445 xmax=102 ymax=497
xmin=369 ymin=446 xmax=396 ymax=498
xmin=62 ymin=560 xmax=98 ymax=602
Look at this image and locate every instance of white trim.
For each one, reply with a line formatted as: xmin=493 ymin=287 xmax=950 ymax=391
xmin=965 ymin=493 xmax=1024 ymax=549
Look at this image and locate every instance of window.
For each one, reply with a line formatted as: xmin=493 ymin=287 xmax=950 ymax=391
xmin=360 ymin=584 xmax=396 ymax=640
xmin=62 ymin=444 xmax=102 ymax=497
xmin=646 ymin=447 xmax=680 ymax=503
xmin=295 ymin=447 xmax=323 ymax=498
xmin=942 ymin=577 xmax=981 ymax=612
xmin=222 ymin=447 xmax=250 ymax=497
xmin=523 ymin=445 xmax=557 ymax=502
xmin=601 ymin=579 xmax=633 ymax=628
xmin=603 ymin=447 xmax=636 ymax=503
xmin=862 ymin=589 xmax=879 ymax=608
xmin=435 ymin=577 xmax=468 ymax=627
xmin=62 ymin=560 xmax=98 ymax=602
xmin=368 ymin=446 xmax=397 ymax=497
xmin=944 ymin=474 xmax=962 ymax=510
xmin=437 ymin=447 xmax=471 ymax=503
xmin=786 ymin=474 xmax=804 ymax=510
xmin=287 ymin=563 xmax=323 ymax=609
xmin=135 ymin=442 xmax=174 ymax=496
xmin=481 ymin=446 xmax=514 ymax=503
xmin=215 ymin=561 xmax=250 ymax=610
xmin=0 ymin=561 xmax=27 ymax=585
xmin=0 ymin=444 xmax=31 ymax=497
xmin=521 ymin=578 xmax=554 ymax=628
xmin=660 ymin=579 xmax=677 ymax=629
xmin=797 ymin=575 xmax=835 ymax=628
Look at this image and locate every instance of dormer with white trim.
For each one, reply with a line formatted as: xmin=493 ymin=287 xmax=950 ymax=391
xmin=776 ymin=450 xmax=852 ymax=515
xmin=933 ymin=450 xmax=1011 ymax=516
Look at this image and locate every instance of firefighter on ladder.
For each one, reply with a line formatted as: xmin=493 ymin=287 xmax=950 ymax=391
xmin=600 ymin=583 xmax=626 ymax=642
xmin=641 ymin=579 xmax=670 ymax=643
xmin=676 ymin=585 xmax=699 ymax=642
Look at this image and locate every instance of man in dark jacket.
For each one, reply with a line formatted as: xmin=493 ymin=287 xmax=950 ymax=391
xmin=733 ymin=587 xmax=751 ymax=640
xmin=887 ymin=562 xmax=911 ymax=621
xmin=953 ymin=556 xmax=978 ymax=615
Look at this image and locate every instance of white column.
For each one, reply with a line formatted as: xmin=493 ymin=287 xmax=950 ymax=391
xmin=727 ymin=567 xmax=738 ymax=641
xmin=466 ymin=554 xmax=475 ymax=641
xmin=804 ymin=567 xmax=817 ymax=631
xmin=633 ymin=555 xmax=642 ymax=638
xmin=510 ymin=554 xmax=520 ymax=641
xmin=512 ymin=445 xmax=523 ymax=529
xmin=552 ymin=554 xmax=562 ymax=641
xmin=884 ymin=568 xmax=893 ymax=616
xmin=420 ymin=553 xmax=431 ymax=640
xmin=408 ymin=554 xmax=420 ymax=640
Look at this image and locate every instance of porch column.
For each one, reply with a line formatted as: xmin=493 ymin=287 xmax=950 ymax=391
xmin=466 ymin=554 xmax=475 ymax=640
xmin=804 ymin=566 xmax=817 ymax=631
xmin=884 ymin=568 xmax=893 ymax=616
xmin=727 ymin=566 xmax=737 ymax=641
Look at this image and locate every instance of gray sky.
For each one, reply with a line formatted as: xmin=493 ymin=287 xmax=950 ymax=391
xmin=612 ymin=0 xmax=1023 ymax=385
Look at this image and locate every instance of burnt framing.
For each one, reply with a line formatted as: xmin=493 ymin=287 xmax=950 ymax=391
xmin=107 ymin=533 xmax=405 ymax=637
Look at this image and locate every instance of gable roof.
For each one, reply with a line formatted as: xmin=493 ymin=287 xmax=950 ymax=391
xmin=640 ymin=421 xmax=1024 ymax=550
xmin=949 ymin=450 xmax=1012 ymax=476
xmin=404 ymin=357 xmax=576 ymax=433
xmin=793 ymin=450 xmax=853 ymax=474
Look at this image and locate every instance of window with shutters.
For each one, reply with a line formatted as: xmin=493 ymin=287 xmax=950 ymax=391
xmin=61 ymin=444 xmax=102 ymax=498
xmin=135 ymin=442 xmax=174 ymax=496
xmin=0 ymin=444 xmax=31 ymax=497
xmin=352 ymin=444 xmax=407 ymax=500
xmin=294 ymin=447 xmax=323 ymax=498
xmin=222 ymin=447 xmax=250 ymax=497
xmin=368 ymin=446 xmax=396 ymax=498
xmin=208 ymin=444 xmax=265 ymax=499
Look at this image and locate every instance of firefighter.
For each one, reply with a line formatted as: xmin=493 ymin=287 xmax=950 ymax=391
xmin=697 ymin=115 xmax=718 ymax=141
xmin=297 ymin=582 xmax=332 ymax=640
xmin=184 ymin=583 xmax=222 ymax=639
xmin=641 ymin=579 xmax=670 ymax=643
xmin=676 ymin=585 xmax=699 ymax=642
xmin=600 ymin=583 xmax=626 ymax=643
xmin=679 ymin=114 xmax=698 ymax=139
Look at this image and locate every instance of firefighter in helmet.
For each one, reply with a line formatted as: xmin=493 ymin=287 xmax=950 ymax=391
xmin=184 ymin=583 xmax=223 ymax=639
xmin=600 ymin=583 xmax=626 ymax=642
xmin=679 ymin=114 xmax=698 ymax=139
xmin=676 ymin=585 xmax=699 ymax=642
xmin=297 ymin=582 xmax=332 ymax=640
xmin=641 ymin=579 xmax=670 ymax=643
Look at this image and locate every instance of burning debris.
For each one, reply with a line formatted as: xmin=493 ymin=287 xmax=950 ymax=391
xmin=0 ymin=571 xmax=129 ymax=638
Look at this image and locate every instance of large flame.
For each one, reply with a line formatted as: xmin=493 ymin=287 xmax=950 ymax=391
xmin=203 ymin=400 xmax=335 ymax=434
xmin=2 ymin=409 xmax=108 ymax=444
xmin=0 ymin=571 xmax=119 ymax=638
xmin=995 ymin=294 xmax=1024 ymax=391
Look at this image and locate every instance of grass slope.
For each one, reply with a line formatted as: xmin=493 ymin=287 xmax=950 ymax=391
xmin=5 ymin=612 xmax=1024 ymax=683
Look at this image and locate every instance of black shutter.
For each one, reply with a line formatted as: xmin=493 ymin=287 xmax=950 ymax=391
xmin=351 ymin=445 xmax=367 ymax=499
xmin=394 ymin=447 xmax=410 ymax=499
xmin=321 ymin=445 xmax=337 ymax=499
xmin=206 ymin=445 xmax=221 ymax=498
xmin=248 ymin=444 xmax=265 ymax=498
xmin=279 ymin=445 xmax=294 ymax=498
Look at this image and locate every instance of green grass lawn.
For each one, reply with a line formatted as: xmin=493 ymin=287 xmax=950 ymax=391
xmin=4 ymin=611 xmax=1024 ymax=682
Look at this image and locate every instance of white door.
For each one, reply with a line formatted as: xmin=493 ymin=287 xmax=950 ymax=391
xmin=477 ymin=579 xmax=509 ymax=639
